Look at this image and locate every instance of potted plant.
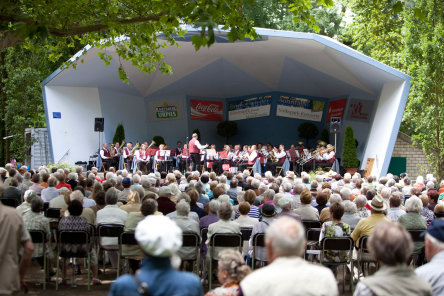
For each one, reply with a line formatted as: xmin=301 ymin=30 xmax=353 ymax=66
xmin=298 ymin=122 xmax=319 ymax=148
xmin=342 ymin=125 xmax=359 ymax=174
xmin=217 ymin=121 xmax=238 ymax=144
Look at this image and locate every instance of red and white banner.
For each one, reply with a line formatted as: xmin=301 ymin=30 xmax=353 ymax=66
xmin=190 ymin=99 xmax=223 ymax=121
xmin=326 ymin=98 xmax=347 ymax=121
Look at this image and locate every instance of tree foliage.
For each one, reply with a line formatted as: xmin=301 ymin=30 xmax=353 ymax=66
xmin=298 ymin=122 xmax=319 ymax=147
xmin=217 ymin=120 xmax=238 ymax=144
xmin=112 ymin=123 xmax=125 ymax=144
xmin=342 ymin=125 xmax=359 ymax=168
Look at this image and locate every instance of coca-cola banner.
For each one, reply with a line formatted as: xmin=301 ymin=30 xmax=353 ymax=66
xmin=190 ymin=99 xmax=223 ymax=121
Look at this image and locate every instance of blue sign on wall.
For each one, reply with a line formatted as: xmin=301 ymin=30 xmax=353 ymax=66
xmin=53 ymin=112 xmax=61 ymax=119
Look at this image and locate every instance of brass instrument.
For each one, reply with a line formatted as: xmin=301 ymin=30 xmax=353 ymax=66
xmin=147 ymin=140 xmax=156 ymax=149
xmin=118 ymin=140 xmax=126 ymax=154
xmin=110 ymin=143 xmax=115 ymax=158
xmin=130 ymin=142 xmax=140 ymax=158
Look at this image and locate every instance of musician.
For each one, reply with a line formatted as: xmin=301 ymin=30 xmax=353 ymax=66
xmin=236 ymin=145 xmax=249 ymax=172
xmin=173 ymin=141 xmax=182 ymax=170
xmin=112 ymin=142 xmax=121 ymax=164
xmin=100 ymin=143 xmax=114 ymax=171
xmin=136 ymin=143 xmax=149 ymax=173
xmin=247 ymin=145 xmax=258 ymax=166
xmin=177 ymin=143 xmax=189 ymax=173
xmin=122 ymin=142 xmax=134 ymax=169
xmin=189 ymin=133 xmax=207 ymax=171
xmin=155 ymin=144 xmax=169 ymax=172
xmin=318 ymin=144 xmax=335 ymax=168
xmin=217 ymin=145 xmax=231 ymax=174
xmin=266 ymin=145 xmax=287 ymax=176
xmin=287 ymin=144 xmax=300 ymax=172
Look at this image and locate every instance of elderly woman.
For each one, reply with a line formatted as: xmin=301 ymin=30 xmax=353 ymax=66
xmin=354 ymin=195 xmax=370 ymax=218
xmin=206 ymin=202 xmax=241 ymax=259
xmin=319 ymin=194 xmax=343 ymax=223
xmin=293 ymin=189 xmax=319 ymax=221
xmin=319 ymin=202 xmax=351 ymax=264
xmin=235 ymin=189 xmax=260 ymax=219
xmin=341 ymin=200 xmax=361 ymax=229
xmin=119 ymin=190 xmax=141 ymax=213
xmin=398 ymin=196 xmax=427 ymax=253
xmin=58 ymin=200 xmax=100 ymax=286
xmin=315 ymin=192 xmax=329 ymax=214
xmin=90 ymin=190 xmax=106 ymax=214
xmin=353 ymin=222 xmax=432 ymax=295
xmin=205 ymin=249 xmax=251 ymax=296
xmin=434 ymin=203 xmax=444 ymax=218
xmin=427 ymin=190 xmax=439 ymax=212
xmin=188 ymin=188 xmax=206 ymax=218
xmin=419 ymin=194 xmax=435 ymax=224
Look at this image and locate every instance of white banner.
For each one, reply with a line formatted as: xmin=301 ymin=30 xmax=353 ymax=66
xmin=276 ymin=105 xmax=323 ymax=122
xmin=229 ymin=105 xmax=271 ymax=121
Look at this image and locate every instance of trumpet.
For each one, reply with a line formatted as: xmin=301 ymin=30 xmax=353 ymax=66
xmin=110 ymin=143 xmax=115 ymax=158
xmin=147 ymin=140 xmax=156 ymax=149
xmin=118 ymin=140 xmax=126 ymax=154
xmin=130 ymin=142 xmax=140 ymax=158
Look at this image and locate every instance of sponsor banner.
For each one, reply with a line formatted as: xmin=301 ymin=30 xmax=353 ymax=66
xmin=147 ymin=99 xmax=183 ymax=121
xmin=345 ymin=99 xmax=374 ymax=122
xmin=276 ymin=96 xmax=324 ymax=122
xmin=228 ymin=95 xmax=272 ymax=121
xmin=326 ymin=98 xmax=347 ymax=121
xmin=190 ymin=99 xmax=223 ymax=121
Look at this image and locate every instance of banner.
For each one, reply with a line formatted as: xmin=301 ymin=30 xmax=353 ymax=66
xmin=345 ymin=99 xmax=374 ymax=122
xmin=326 ymin=98 xmax=347 ymax=121
xmin=147 ymin=99 xmax=183 ymax=121
xmin=228 ymin=95 xmax=272 ymax=121
xmin=276 ymin=96 xmax=324 ymax=122
xmin=190 ymin=99 xmax=223 ymax=121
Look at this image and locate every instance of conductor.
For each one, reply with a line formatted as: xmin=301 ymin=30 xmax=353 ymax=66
xmin=188 ymin=133 xmax=208 ymax=172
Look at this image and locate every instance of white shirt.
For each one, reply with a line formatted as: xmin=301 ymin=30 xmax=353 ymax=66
xmin=194 ymin=139 xmax=207 ymax=150
xmin=248 ymin=151 xmax=258 ymax=162
xmin=96 ymin=205 xmax=128 ymax=245
xmin=82 ymin=197 xmax=96 ymax=208
xmin=41 ymin=187 xmax=59 ymax=202
xmin=100 ymin=148 xmax=109 ymax=159
xmin=136 ymin=150 xmax=147 ymax=161
xmin=275 ymin=150 xmax=286 ymax=159
xmin=155 ymin=150 xmax=169 ymax=162
xmin=324 ymin=151 xmax=335 ymax=161
xmin=122 ymin=147 xmax=131 ymax=159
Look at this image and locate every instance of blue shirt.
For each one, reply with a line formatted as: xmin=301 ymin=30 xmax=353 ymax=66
xmin=108 ymin=256 xmax=203 ymax=296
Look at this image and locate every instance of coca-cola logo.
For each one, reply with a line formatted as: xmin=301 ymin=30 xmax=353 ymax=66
xmin=195 ymin=103 xmax=221 ymax=113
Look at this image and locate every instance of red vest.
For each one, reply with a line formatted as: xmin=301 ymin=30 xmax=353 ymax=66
xmin=189 ymin=138 xmax=200 ymax=153
xmin=279 ymin=150 xmax=286 ymax=163
xmin=102 ymin=148 xmax=110 ymax=157
xmin=157 ymin=151 xmax=165 ymax=160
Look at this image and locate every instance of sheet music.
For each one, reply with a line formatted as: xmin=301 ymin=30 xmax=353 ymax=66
xmin=206 ymin=149 xmax=217 ymax=158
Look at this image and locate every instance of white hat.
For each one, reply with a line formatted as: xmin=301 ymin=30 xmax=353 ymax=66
xmin=135 ymin=215 xmax=182 ymax=257
xmin=159 ymin=186 xmax=173 ymax=196
xmin=0 ymin=167 xmax=6 ymax=174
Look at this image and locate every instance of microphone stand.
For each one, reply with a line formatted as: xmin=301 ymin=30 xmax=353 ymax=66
xmin=185 ymin=136 xmax=189 ymax=174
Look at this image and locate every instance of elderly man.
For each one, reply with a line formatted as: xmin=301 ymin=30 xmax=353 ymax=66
xmin=28 ymin=173 xmax=45 ymax=195
xmin=387 ymin=192 xmax=406 ymax=222
xmin=291 ymin=183 xmax=303 ymax=209
xmin=293 ymin=189 xmax=319 ymax=221
xmin=354 ymin=222 xmax=432 ymax=296
xmin=41 ymin=177 xmax=59 ymax=202
xmin=199 ymin=199 xmax=220 ymax=229
xmin=240 ymin=217 xmax=338 ymax=295
xmin=16 ymin=190 xmax=37 ymax=216
xmin=173 ymin=200 xmax=200 ymax=262
xmin=276 ymin=196 xmax=301 ymax=221
xmin=351 ymin=194 xmax=390 ymax=246
xmin=49 ymin=187 xmax=69 ymax=209
xmin=96 ymin=189 xmax=128 ymax=268
xmin=416 ymin=219 xmax=444 ymax=296
xmin=157 ymin=186 xmax=176 ymax=215
xmin=118 ymin=177 xmax=132 ymax=202
xmin=2 ymin=178 xmax=22 ymax=206
xmin=109 ymin=215 xmax=203 ymax=296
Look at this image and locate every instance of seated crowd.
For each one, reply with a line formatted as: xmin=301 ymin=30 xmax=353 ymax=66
xmin=1 ymin=162 xmax=444 ymax=296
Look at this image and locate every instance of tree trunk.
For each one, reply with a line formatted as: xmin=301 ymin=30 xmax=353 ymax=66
xmin=0 ymin=50 xmax=6 ymax=165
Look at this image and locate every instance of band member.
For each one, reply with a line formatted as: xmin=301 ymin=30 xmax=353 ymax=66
xmin=217 ymin=145 xmax=231 ymax=174
xmin=287 ymin=144 xmax=300 ymax=172
xmin=136 ymin=143 xmax=149 ymax=173
xmin=174 ymin=141 xmax=182 ymax=170
xmin=229 ymin=145 xmax=241 ymax=165
xmin=178 ymin=143 xmax=190 ymax=172
xmin=155 ymin=144 xmax=169 ymax=172
xmin=247 ymin=145 xmax=258 ymax=166
xmin=236 ymin=145 xmax=250 ymax=171
xmin=266 ymin=145 xmax=286 ymax=175
xmin=317 ymin=144 xmax=335 ymax=168
xmin=188 ymin=133 xmax=208 ymax=171
xmin=100 ymin=143 xmax=114 ymax=171
xmin=122 ymin=142 xmax=134 ymax=169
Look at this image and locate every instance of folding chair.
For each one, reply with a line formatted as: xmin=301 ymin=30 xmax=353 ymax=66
xmin=119 ymin=231 xmax=142 ymax=274
xmin=1 ymin=198 xmax=19 ymax=207
xmin=320 ymin=237 xmax=354 ymax=292
xmin=200 ymin=227 xmax=209 ymax=275
xmin=208 ymin=233 xmax=242 ymax=290
xmin=56 ymin=230 xmax=91 ymax=290
xmin=29 ymin=230 xmax=48 ymax=289
xmin=181 ymin=233 xmax=201 ymax=275
xmin=408 ymin=229 xmax=425 ymax=267
xmin=45 ymin=208 xmax=61 ymax=242
xmin=276 ymin=165 xmax=283 ymax=176
xmin=302 ymin=220 xmax=322 ymax=232
xmin=355 ymin=236 xmax=378 ymax=280
xmin=304 ymin=228 xmax=321 ymax=260
xmin=240 ymin=227 xmax=253 ymax=256
xmin=251 ymin=233 xmax=266 ymax=270
xmin=97 ymin=224 xmax=124 ymax=276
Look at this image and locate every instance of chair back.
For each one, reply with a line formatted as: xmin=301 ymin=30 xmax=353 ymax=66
xmin=58 ymin=230 xmax=90 ymax=258
xmin=320 ymin=236 xmax=354 ymax=264
xmin=252 ymin=233 xmax=265 ymax=247
xmin=45 ymin=208 xmax=61 ymax=219
xmin=240 ymin=228 xmax=253 ymax=241
xmin=408 ymin=230 xmax=424 ymax=242
xmin=43 ymin=202 xmax=50 ymax=213
xmin=182 ymin=232 xmax=200 ymax=248
xmin=210 ymin=233 xmax=242 ymax=248
xmin=120 ymin=231 xmax=138 ymax=245
xmin=200 ymin=227 xmax=208 ymax=246
xmin=29 ymin=229 xmax=47 ymax=243
xmin=303 ymin=220 xmax=322 ymax=230
xmin=306 ymin=228 xmax=321 ymax=241
xmin=1 ymin=198 xmax=19 ymax=207
xmin=97 ymin=224 xmax=124 ymax=238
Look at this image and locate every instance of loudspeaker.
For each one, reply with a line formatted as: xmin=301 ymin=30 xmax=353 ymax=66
xmin=330 ymin=117 xmax=342 ymax=133
xmin=94 ymin=117 xmax=104 ymax=132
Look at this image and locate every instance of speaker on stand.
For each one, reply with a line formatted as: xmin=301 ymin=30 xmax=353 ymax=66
xmin=94 ymin=118 xmax=104 ymax=167
xmin=330 ymin=117 xmax=342 ymax=172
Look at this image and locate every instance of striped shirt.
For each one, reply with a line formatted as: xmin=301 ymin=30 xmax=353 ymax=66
xmin=235 ymin=205 xmax=261 ymax=219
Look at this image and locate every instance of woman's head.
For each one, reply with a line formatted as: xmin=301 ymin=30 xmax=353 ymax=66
xmin=127 ymin=190 xmax=140 ymax=204
xmin=68 ymin=199 xmax=83 ymax=216
xmin=300 ymin=189 xmax=312 ymax=205
xmin=329 ymin=202 xmax=344 ymax=221
xmin=217 ymin=249 xmax=251 ymax=284
xmin=243 ymin=189 xmax=257 ymax=205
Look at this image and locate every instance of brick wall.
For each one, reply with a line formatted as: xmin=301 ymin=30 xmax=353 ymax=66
xmin=391 ymin=132 xmax=432 ymax=179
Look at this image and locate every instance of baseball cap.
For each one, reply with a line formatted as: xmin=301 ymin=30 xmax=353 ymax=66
xmin=421 ymin=219 xmax=444 ymax=241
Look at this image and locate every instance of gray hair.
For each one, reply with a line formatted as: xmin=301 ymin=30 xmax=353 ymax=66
xmin=293 ymin=184 xmax=303 ymax=195
xmin=176 ymin=200 xmax=190 ymax=216
xmin=329 ymin=193 xmax=342 ymax=204
xmin=31 ymin=196 xmax=44 ymax=213
xmin=387 ymin=179 xmax=396 ymax=187
xmin=176 ymin=192 xmax=191 ymax=203
xmin=218 ymin=194 xmax=231 ymax=204
xmin=404 ymin=196 xmax=423 ymax=213
xmin=266 ymin=217 xmax=306 ymax=257
xmin=263 ymin=189 xmax=275 ymax=200
xmin=218 ymin=202 xmax=233 ymax=220
xmin=258 ymin=184 xmax=268 ymax=194
xmin=24 ymin=190 xmax=37 ymax=202
xmin=343 ymin=200 xmax=357 ymax=214
xmin=133 ymin=186 xmax=145 ymax=201
xmin=278 ymin=196 xmax=292 ymax=210
xmin=282 ymin=182 xmax=292 ymax=193
xmin=354 ymin=195 xmax=368 ymax=208
xmin=70 ymin=190 xmax=84 ymax=202
xmin=340 ymin=187 xmax=351 ymax=200
xmin=217 ymin=249 xmax=251 ymax=282
xmin=105 ymin=188 xmax=118 ymax=205
xmin=194 ymin=181 xmax=204 ymax=194
xmin=132 ymin=174 xmax=141 ymax=184
xmin=381 ymin=187 xmax=391 ymax=199
xmin=251 ymin=179 xmax=261 ymax=189
xmin=208 ymin=199 xmax=221 ymax=214
xmin=273 ymin=192 xmax=284 ymax=207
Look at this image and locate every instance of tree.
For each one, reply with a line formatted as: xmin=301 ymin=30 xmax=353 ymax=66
xmin=217 ymin=121 xmax=238 ymax=144
xmin=112 ymin=123 xmax=125 ymax=144
xmin=297 ymin=122 xmax=319 ymax=147
xmin=342 ymin=125 xmax=359 ymax=168
xmin=1 ymin=0 xmax=334 ymax=82
xmin=152 ymin=136 xmax=165 ymax=146
xmin=320 ymin=128 xmax=330 ymax=145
